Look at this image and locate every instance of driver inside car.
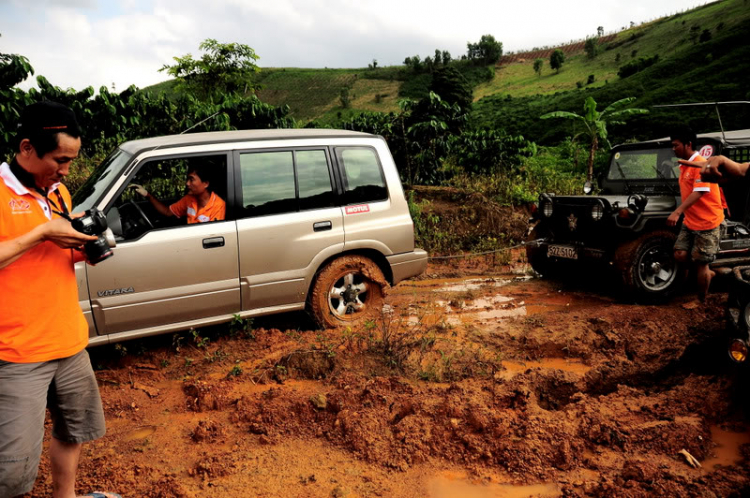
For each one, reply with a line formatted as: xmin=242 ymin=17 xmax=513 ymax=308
xmin=130 ymin=164 xmax=226 ymax=224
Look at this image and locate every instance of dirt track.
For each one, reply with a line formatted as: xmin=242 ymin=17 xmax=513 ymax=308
xmin=27 ymin=256 xmax=750 ymax=497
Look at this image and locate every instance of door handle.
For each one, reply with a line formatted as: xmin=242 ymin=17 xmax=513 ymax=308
xmin=203 ymin=236 xmax=225 ymax=249
xmin=313 ymin=221 xmax=333 ymax=232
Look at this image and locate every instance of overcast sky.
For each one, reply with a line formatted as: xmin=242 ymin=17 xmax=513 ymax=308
xmin=1 ymin=0 xmax=706 ymax=92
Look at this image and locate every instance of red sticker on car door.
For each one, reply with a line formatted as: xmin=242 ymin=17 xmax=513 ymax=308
xmin=345 ymin=204 xmax=370 ymax=215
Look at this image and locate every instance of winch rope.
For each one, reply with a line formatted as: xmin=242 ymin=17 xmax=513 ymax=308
xmin=427 ymin=239 xmax=546 ymax=261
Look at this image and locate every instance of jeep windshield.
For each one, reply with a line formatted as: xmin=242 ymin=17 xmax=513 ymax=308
xmin=607 ymin=147 xmax=679 ymax=181
xmin=72 ymin=148 xmax=133 ymax=212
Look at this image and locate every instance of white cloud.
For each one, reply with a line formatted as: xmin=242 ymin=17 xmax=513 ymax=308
xmin=1 ymin=0 xmax=706 ymax=92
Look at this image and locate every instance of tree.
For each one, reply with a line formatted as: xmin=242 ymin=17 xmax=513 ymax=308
xmin=540 ymin=96 xmax=648 ymax=183
xmin=466 ymin=34 xmax=503 ymax=64
xmin=533 ymin=58 xmax=544 ymax=77
xmin=1 ymin=33 xmax=35 ymax=153
xmin=160 ymin=39 xmax=260 ymax=102
xmin=550 ymin=49 xmax=565 ymax=73
xmin=584 ymin=37 xmax=599 ymax=59
xmin=597 ymin=26 xmax=604 ymax=37
xmin=430 ymin=66 xmax=472 ymax=110
xmin=689 ymin=25 xmax=701 ymax=44
xmin=442 ymin=50 xmax=452 ymax=64
xmin=699 ymin=29 xmax=712 ymax=43
xmin=434 ymin=49 xmax=442 ymax=66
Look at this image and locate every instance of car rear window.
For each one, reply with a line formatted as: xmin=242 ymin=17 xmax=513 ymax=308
xmin=335 ymin=147 xmax=387 ymax=204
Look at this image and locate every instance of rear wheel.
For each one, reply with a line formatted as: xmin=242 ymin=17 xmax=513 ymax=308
xmin=614 ymin=230 xmax=681 ymax=301
xmin=309 ymin=255 xmax=388 ymax=328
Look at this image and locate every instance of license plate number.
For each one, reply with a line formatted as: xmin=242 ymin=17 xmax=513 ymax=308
xmin=547 ymin=245 xmax=578 ymax=260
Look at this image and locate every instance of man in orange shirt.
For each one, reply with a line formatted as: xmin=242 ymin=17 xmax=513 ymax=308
xmin=667 ymin=125 xmax=724 ymax=301
xmin=0 ymin=102 xmax=118 ymax=498
xmin=130 ymin=163 xmax=225 ymax=224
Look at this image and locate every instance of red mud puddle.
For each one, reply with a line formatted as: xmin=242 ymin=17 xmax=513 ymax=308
xmin=703 ymin=425 xmax=750 ymax=469
xmin=501 ymin=358 xmax=591 ymax=376
xmin=428 ymin=471 xmax=560 ymax=498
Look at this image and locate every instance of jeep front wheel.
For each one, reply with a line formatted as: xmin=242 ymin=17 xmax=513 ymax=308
xmin=614 ymin=230 xmax=681 ymax=301
xmin=526 ymin=225 xmax=554 ymax=276
xmin=309 ymin=255 xmax=388 ymax=328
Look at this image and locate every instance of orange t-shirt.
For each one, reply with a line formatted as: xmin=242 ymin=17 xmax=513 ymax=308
xmin=678 ymin=152 xmax=724 ymax=231
xmin=0 ymin=162 xmax=88 ymax=363
xmin=169 ymin=192 xmax=226 ymax=224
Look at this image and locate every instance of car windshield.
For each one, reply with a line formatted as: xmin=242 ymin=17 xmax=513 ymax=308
xmin=72 ymin=148 xmax=133 ymax=212
xmin=607 ymin=147 xmax=679 ymax=181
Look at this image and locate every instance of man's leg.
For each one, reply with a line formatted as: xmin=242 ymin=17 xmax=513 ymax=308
xmin=696 ymin=262 xmax=715 ymax=302
xmin=691 ymin=226 xmax=721 ymax=302
xmin=0 ymin=360 xmax=54 ymax=498
xmin=47 ymin=350 xmax=106 ymax=498
xmin=50 ymin=438 xmax=82 ymax=498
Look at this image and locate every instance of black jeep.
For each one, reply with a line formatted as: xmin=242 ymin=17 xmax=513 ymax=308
xmin=526 ymin=129 xmax=750 ymax=300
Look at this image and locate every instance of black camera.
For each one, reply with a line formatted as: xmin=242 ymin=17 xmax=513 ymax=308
xmin=71 ymin=208 xmax=115 ymax=265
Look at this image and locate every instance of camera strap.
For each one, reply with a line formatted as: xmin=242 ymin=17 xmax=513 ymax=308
xmin=46 ymin=189 xmax=71 ymax=221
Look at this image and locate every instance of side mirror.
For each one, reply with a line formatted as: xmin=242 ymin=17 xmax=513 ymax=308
xmin=106 ymin=206 xmax=123 ymax=237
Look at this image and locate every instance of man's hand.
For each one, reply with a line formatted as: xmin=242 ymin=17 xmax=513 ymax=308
xmin=129 ymin=184 xmax=148 ymax=197
xmin=40 ymin=216 xmax=97 ymax=249
xmin=667 ymin=210 xmax=681 ymax=227
xmin=678 ymin=155 xmax=748 ymax=182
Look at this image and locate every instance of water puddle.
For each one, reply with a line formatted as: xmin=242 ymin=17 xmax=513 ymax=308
xmin=435 ymin=278 xmax=511 ymax=293
xmin=428 ymin=472 xmax=560 ymax=498
xmin=502 ymin=358 xmax=591 ymax=375
xmin=704 ymin=425 xmax=750 ymax=469
xmin=122 ymin=425 xmax=157 ymax=441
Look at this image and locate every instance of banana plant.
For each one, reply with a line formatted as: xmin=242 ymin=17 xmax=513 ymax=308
xmin=541 ymin=96 xmax=648 ymax=183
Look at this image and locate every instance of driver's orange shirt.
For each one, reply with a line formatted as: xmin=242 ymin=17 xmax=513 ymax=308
xmin=0 ymin=162 xmax=88 ymax=363
xmin=169 ymin=191 xmax=225 ymax=224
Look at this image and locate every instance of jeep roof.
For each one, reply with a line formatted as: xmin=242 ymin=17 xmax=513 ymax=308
xmin=612 ymin=129 xmax=750 ymax=151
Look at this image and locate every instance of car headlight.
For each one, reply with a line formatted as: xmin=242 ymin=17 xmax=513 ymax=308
xmin=729 ymin=339 xmax=749 ymax=363
xmin=591 ymin=203 xmax=604 ymax=221
xmin=542 ymin=201 xmax=553 ymax=218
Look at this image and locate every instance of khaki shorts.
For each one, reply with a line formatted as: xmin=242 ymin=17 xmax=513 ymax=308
xmin=0 ymin=349 xmax=106 ymax=497
xmin=674 ymin=224 xmax=721 ymax=263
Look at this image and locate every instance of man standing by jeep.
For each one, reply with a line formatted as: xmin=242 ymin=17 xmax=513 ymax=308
xmin=667 ymin=125 xmax=724 ymax=301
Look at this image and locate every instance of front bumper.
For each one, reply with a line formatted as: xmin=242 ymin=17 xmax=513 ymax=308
xmin=387 ymin=249 xmax=429 ymax=284
xmin=532 ymin=239 xmax=608 ymax=262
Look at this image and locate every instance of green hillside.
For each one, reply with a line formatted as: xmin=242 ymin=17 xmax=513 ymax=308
xmin=473 ymin=0 xmax=750 ymax=144
xmin=142 ymin=0 xmax=750 ymax=142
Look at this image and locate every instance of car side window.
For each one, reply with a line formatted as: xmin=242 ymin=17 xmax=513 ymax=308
xmin=335 ymin=147 xmax=387 ymax=204
xmin=110 ymin=154 xmax=227 ymax=241
xmin=239 ymin=149 xmax=335 ymax=217
xmin=297 ymin=150 xmax=334 ymax=211
xmin=240 ymin=151 xmax=296 ymax=217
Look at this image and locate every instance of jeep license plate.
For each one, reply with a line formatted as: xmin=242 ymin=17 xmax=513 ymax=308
xmin=547 ymin=245 xmax=578 ymax=260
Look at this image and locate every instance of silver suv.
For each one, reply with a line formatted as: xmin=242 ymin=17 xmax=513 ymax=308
xmin=72 ymin=129 xmax=428 ymax=346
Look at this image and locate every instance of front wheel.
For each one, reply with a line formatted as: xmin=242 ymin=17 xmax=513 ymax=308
xmin=614 ymin=230 xmax=682 ymax=302
xmin=308 ymin=255 xmax=389 ymax=328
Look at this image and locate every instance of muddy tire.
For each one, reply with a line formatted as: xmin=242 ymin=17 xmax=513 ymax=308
xmin=526 ymin=225 xmax=555 ymax=276
xmin=614 ymin=230 xmax=681 ymax=302
xmin=309 ymin=255 xmax=388 ymax=329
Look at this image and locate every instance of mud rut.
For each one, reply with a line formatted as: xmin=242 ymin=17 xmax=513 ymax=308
xmin=27 ymin=259 xmax=750 ymax=498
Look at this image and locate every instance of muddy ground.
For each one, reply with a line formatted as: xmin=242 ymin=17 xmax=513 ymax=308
xmin=26 ymin=255 xmax=750 ymax=498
